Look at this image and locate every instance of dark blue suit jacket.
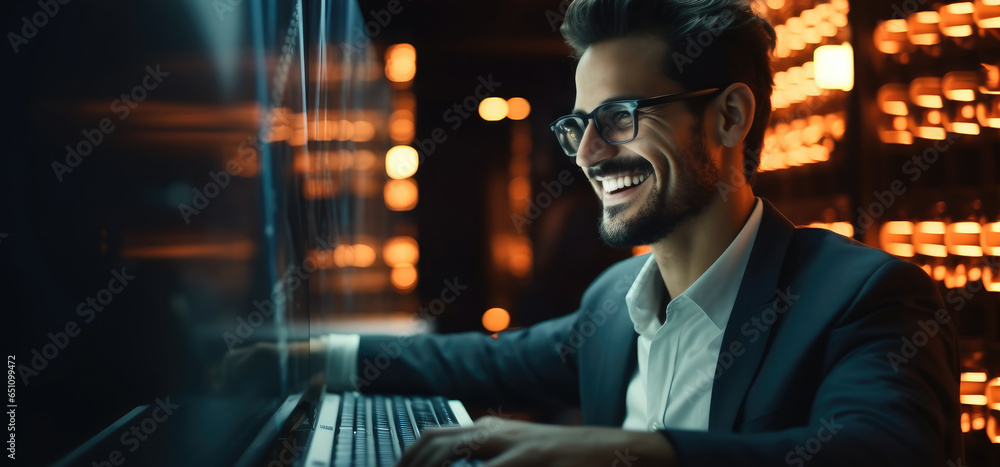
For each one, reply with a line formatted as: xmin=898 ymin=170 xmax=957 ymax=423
xmin=357 ymin=200 xmax=963 ymax=466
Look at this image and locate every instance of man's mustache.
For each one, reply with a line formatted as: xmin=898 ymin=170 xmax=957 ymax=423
xmin=587 ymin=157 xmax=654 ymax=179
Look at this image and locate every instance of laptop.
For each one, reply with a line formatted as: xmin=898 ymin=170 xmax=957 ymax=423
xmin=303 ymin=392 xmax=474 ymax=467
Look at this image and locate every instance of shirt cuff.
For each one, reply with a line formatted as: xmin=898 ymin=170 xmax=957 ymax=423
xmin=320 ymin=333 xmax=360 ymax=392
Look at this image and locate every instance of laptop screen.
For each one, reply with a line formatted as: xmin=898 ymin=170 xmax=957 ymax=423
xmin=6 ymin=0 xmax=396 ymax=464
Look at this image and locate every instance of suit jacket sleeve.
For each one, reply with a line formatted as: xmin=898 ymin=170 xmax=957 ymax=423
xmin=662 ymin=259 xmax=962 ymax=466
xmin=354 ymin=310 xmax=582 ymax=409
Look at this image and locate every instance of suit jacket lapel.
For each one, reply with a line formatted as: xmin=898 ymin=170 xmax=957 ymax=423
xmin=587 ymin=269 xmax=639 ymax=426
xmin=708 ymin=200 xmax=795 ymax=431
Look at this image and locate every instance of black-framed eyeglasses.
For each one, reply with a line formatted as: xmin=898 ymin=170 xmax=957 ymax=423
xmin=549 ymin=88 xmax=721 ymax=157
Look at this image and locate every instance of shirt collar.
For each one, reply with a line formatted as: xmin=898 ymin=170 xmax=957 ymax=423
xmin=625 ymin=199 xmax=765 ymax=335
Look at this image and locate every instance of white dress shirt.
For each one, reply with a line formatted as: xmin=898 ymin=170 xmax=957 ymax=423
xmin=621 ymin=199 xmax=763 ymax=432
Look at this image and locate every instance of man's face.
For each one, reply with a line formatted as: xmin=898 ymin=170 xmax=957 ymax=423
xmin=573 ymin=35 xmax=721 ymax=248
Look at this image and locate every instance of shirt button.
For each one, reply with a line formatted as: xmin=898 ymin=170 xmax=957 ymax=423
xmin=648 ymin=421 xmax=662 ymax=431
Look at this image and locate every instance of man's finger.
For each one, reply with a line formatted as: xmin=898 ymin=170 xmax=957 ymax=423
xmin=398 ymin=428 xmax=463 ymax=467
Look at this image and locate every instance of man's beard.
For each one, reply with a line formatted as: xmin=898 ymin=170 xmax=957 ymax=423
xmin=597 ymin=133 xmax=720 ymax=248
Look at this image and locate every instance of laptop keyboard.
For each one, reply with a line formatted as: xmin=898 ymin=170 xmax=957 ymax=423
xmin=313 ymin=393 xmax=463 ymax=467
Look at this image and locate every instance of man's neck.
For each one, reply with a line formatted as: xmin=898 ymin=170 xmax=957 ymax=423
xmin=649 ymin=190 xmax=756 ymax=306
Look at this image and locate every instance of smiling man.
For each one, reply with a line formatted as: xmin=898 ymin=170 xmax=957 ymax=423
xmin=315 ymin=0 xmax=963 ymax=466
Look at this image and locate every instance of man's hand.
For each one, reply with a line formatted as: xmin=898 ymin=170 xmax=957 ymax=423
xmin=397 ymin=417 xmax=676 ymax=467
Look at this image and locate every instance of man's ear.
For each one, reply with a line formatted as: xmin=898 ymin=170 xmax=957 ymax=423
xmin=712 ymin=83 xmax=756 ymax=149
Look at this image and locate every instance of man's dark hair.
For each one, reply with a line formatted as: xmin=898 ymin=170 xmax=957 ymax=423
xmin=561 ymin=0 xmax=776 ymax=178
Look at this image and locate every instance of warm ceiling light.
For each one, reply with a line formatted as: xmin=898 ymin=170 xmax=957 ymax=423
xmin=977 ymin=97 xmax=1000 ymax=128
xmin=912 ymin=112 xmax=948 ymax=140
xmin=355 ymin=150 xmax=377 ymax=171
xmin=383 ymin=236 xmax=419 ymax=267
xmin=385 ymin=43 xmax=417 ymax=83
xmin=351 ymin=244 xmax=377 ymax=268
xmin=875 ymin=19 xmax=909 ymax=55
xmin=788 ymin=32 xmax=807 ymax=51
xmin=802 ymin=9 xmax=820 ymax=26
xmin=984 ymin=266 xmax=1000 ymax=292
xmin=389 ymin=109 xmax=415 ymax=143
xmin=969 ymin=267 xmax=983 ymax=282
xmin=984 ymin=63 xmax=1000 ymax=94
xmin=786 ymin=16 xmax=805 ymax=34
xmin=945 ymin=104 xmax=981 ymax=135
xmin=878 ymin=115 xmax=912 ymax=145
xmin=962 ymin=372 xmax=989 ymax=382
xmin=384 ymin=178 xmax=418 ymax=211
xmin=774 ymin=24 xmax=791 ymax=58
xmin=803 ymin=26 xmax=823 ymax=44
xmin=508 ymin=176 xmax=531 ymax=202
xmin=819 ymin=21 xmax=838 ymax=38
xmin=946 ymin=222 xmax=984 ymax=256
xmin=893 ymin=116 xmax=908 ymax=131
xmin=913 ymin=221 xmax=948 ymax=257
xmin=982 ymin=222 xmax=1000 ymax=255
xmin=910 ymin=77 xmax=944 ymax=108
xmin=481 ymin=308 xmax=511 ymax=332
xmin=814 ymin=43 xmax=854 ymax=91
xmin=940 ymin=2 xmax=976 ymax=37
xmin=311 ymin=119 xmax=336 ymax=141
xmin=332 ymin=244 xmax=354 ymax=268
xmin=337 ymin=120 xmax=355 ymax=141
xmin=506 ymin=97 xmax=531 ymax=120
xmin=943 ymin=71 xmax=979 ymax=101
xmin=961 ymin=395 xmax=988 ymax=406
xmin=987 ymin=377 xmax=1000 ymax=411
xmin=479 ymin=97 xmax=509 ymax=121
xmin=880 ymin=221 xmax=915 ymax=257
xmin=974 ymin=0 xmax=1000 ymax=29
xmin=878 ymin=83 xmax=910 ymax=115
xmin=351 ymin=120 xmax=376 ymax=142
xmin=390 ymin=264 xmax=418 ymax=291
xmin=385 ymin=145 xmax=419 ymax=179
xmin=909 ymin=11 xmax=942 ymax=45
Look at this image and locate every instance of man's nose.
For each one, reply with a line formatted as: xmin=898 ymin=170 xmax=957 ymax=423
xmin=575 ymin=123 xmax=617 ymax=170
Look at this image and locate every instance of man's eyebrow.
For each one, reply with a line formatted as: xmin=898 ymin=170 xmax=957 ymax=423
xmin=571 ymin=95 xmax=643 ymax=115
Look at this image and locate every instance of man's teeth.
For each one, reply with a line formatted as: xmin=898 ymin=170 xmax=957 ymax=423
xmin=601 ymin=174 xmax=647 ymax=193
